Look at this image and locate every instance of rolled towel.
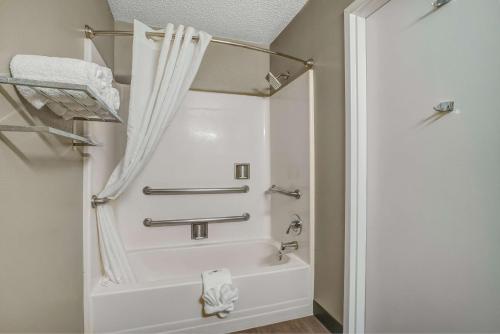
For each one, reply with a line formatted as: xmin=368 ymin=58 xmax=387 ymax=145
xmin=99 ymin=67 xmax=113 ymax=87
xmin=201 ymin=269 xmax=239 ymax=318
xmin=9 ymin=55 xmax=119 ymax=118
xmin=103 ymin=87 xmax=121 ymax=111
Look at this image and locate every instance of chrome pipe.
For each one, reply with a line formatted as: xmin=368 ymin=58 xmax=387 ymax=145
xmin=143 ymin=213 xmax=250 ymax=227
xmin=84 ymin=25 xmax=314 ymax=68
xmin=269 ymin=185 xmax=302 ymax=199
xmin=143 ymin=185 xmax=249 ymax=195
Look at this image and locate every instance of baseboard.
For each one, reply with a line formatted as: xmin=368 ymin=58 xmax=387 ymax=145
xmin=313 ymin=301 xmax=343 ymax=333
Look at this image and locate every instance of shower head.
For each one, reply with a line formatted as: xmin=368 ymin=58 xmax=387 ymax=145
xmin=265 ymin=71 xmax=290 ymax=90
xmin=266 ymin=72 xmax=282 ymax=90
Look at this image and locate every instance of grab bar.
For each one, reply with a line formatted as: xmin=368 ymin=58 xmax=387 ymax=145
xmin=143 ymin=213 xmax=251 ymax=227
xmin=143 ymin=185 xmax=249 ymax=195
xmin=269 ymin=185 xmax=302 ymax=199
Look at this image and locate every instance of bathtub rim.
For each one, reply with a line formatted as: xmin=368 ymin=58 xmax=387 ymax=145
xmin=92 ymin=238 xmax=309 ymax=296
xmin=126 ymin=237 xmax=280 ymax=253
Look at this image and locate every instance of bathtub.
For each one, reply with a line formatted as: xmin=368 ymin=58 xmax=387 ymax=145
xmin=89 ymin=240 xmax=313 ymax=333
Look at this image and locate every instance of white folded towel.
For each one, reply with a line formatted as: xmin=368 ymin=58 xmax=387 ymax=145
xmin=9 ymin=55 xmax=120 ymax=119
xmin=201 ymin=268 xmax=239 ymax=318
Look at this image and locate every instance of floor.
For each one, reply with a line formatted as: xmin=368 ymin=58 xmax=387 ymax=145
xmin=233 ymin=316 xmax=330 ymax=333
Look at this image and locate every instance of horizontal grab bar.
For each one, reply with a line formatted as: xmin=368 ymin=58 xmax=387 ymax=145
xmin=143 ymin=213 xmax=251 ymax=227
xmin=269 ymin=185 xmax=302 ymax=199
xmin=143 ymin=185 xmax=249 ymax=195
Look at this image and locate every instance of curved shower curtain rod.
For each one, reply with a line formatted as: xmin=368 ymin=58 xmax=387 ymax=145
xmin=84 ymin=25 xmax=314 ymax=68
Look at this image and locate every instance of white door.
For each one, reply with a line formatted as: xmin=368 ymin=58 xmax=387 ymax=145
xmin=365 ymin=0 xmax=500 ymax=332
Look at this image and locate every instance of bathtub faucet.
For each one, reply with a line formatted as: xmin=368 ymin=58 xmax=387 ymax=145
xmin=278 ymin=241 xmax=299 ymax=261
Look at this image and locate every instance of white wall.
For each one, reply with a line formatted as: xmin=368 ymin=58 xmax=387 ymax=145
xmin=365 ymin=0 xmax=500 ymax=332
xmin=270 ymin=71 xmax=314 ymax=264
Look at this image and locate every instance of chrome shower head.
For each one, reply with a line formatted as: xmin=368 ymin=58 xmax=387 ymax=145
xmin=265 ymin=71 xmax=290 ymax=90
xmin=266 ymin=72 xmax=282 ymax=90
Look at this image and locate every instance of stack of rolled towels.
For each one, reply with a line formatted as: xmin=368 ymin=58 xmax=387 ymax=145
xmin=202 ymin=268 xmax=239 ymax=318
xmin=10 ymin=55 xmax=120 ymax=120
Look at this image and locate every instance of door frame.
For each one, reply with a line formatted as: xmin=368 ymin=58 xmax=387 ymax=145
xmin=343 ymin=0 xmax=390 ymax=333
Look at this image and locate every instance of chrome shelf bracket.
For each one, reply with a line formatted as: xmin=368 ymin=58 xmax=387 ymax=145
xmin=0 ymin=125 xmax=98 ymax=146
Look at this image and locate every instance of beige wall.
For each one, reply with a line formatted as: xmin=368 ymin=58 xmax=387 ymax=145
xmin=365 ymin=0 xmax=500 ymax=332
xmin=271 ymin=0 xmax=354 ymax=322
xmin=113 ymin=21 xmax=270 ymax=95
xmin=0 ymin=0 xmax=114 ymax=332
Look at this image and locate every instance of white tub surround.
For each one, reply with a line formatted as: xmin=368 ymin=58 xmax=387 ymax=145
xmin=83 ymin=42 xmax=315 ymax=331
xmin=270 ymin=72 xmax=314 ymax=265
xmin=113 ymin=92 xmax=271 ymax=249
xmin=94 ymin=21 xmax=211 ymax=284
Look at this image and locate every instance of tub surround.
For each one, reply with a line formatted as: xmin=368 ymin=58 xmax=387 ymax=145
xmin=114 ymin=90 xmax=271 ymax=249
xmin=84 ymin=42 xmax=314 ymax=332
xmin=270 ymin=71 xmax=314 ymax=265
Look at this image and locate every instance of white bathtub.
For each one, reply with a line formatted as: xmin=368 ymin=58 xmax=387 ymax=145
xmin=89 ymin=240 xmax=312 ymax=333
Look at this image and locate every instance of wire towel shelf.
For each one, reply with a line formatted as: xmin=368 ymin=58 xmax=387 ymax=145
xmin=0 ymin=76 xmax=123 ymax=123
xmin=0 ymin=75 xmax=123 ymax=146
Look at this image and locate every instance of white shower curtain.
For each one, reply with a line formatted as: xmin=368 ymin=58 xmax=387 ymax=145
xmin=95 ymin=20 xmax=211 ymax=284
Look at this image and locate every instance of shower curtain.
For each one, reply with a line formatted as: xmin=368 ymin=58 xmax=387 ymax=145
xmin=95 ymin=20 xmax=211 ymax=284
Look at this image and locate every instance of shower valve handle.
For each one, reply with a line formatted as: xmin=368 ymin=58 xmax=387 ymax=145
xmin=286 ymin=215 xmax=303 ymax=235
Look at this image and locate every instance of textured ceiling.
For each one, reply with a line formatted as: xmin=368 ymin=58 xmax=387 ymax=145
xmin=107 ymin=0 xmax=308 ymax=44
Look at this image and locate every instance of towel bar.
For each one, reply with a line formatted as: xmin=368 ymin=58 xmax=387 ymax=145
xmin=143 ymin=213 xmax=250 ymax=227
